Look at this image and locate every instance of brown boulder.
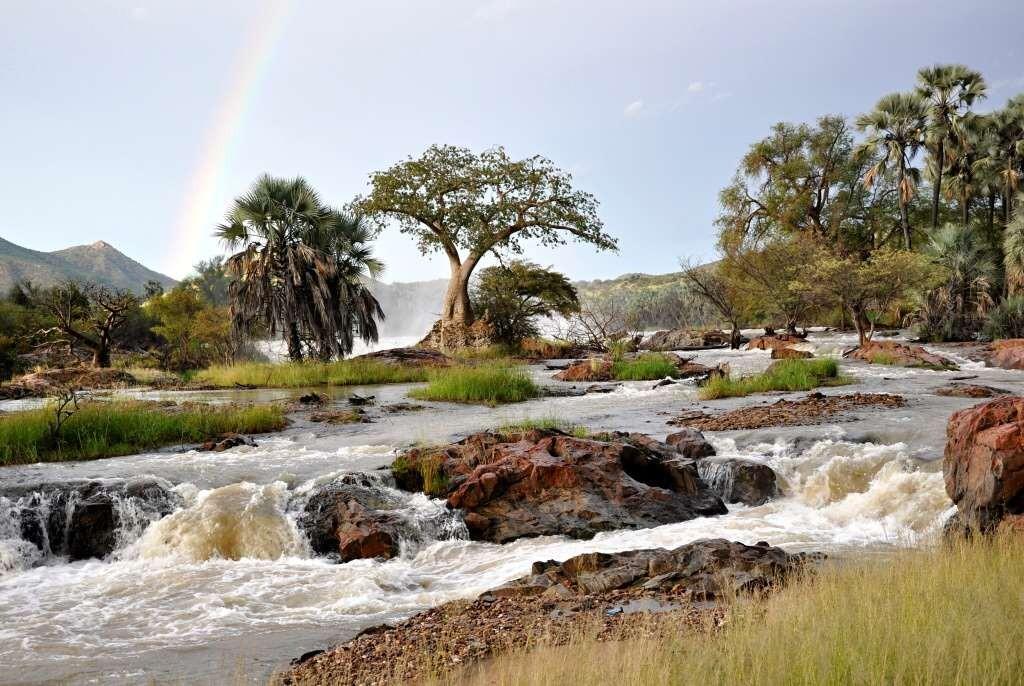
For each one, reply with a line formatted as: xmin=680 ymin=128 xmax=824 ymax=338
xmin=299 ymin=477 xmax=407 ymax=561
xmin=665 ymin=428 xmax=716 ymax=459
xmin=935 ymin=383 xmax=1010 ymax=399
xmin=989 ymin=339 xmax=1024 ymax=370
xmin=394 ymin=429 xmax=726 ymax=543
xmin=553 ymin=358 xmax=615 ymax=382
xmin=351 ymin=346 xmax=451 ymax=367
xmin=489 ymin=538 xmax=817 ymax=599
xmin=846 ymin=340 xmax=957 ymax=370
xmin=771 ymin=346 xmax=813 ymax=360
xmin=943 ymin=396 xmax=1024 ymax=534
xmin=746 ymin=334 xmax=806 ymax=351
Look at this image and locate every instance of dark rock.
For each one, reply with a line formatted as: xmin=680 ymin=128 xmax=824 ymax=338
xmin=348 ymin=394 xmax=375 ymax=406
xmin=297 ymin=392 xmax=327 ymax=405
xmin=584 ymin=383 xmax=622 ymax=394
xmin=845 ymin=340 xmax=957 ymax=370
xmin=935 ymin=383 xmax=1010 ymax=399
xmin=299 ymin=476 xmax=406 ymax=561
xmin=665 ymin=428 xmax=716 ymax=459
xmin=352 ymin=346 xmax=452 ymax=366
xmin=696 ymin=457 xmax=778 ymax=506
xmin=198 ymin=433 xmax=257 ymax=451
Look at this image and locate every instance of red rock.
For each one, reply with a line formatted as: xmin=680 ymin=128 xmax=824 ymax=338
xmin=943 ymin=396 xmax=1024 ymax=534
xmin=989 ymin=339 xmax=1024 ymax=370
xmin=846 ymin=340 xmax=957 ymax=370
xmin=746 ymin=334 xmax=805 ymax=351
xmin=771 ymin=346 xmax=813 ymax=359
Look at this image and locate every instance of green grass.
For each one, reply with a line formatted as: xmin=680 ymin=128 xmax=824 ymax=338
xmin=611 ymin=353 xmax=680 ymax=380
xmin=699 ymin=358 xmax=847 ymax=400
xmin=0 ymin=400 xmax=287 ymax=465
xmin=496 ymin=416 xmax=590 ymax=438
xmin=390 ymin=452 xmax=450 ymax=497
xmin=449 ymin=538 xmax=1024 ymax=686
xmin=192 ymin=359 xmax=430 ymax=388
xmin=408 ymin=363 xmax=540 ymax=406
xmin=868 ymin=352 xmax=899 ymax=365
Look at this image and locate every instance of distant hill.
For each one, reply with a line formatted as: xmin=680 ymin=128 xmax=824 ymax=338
xmin=0 ymin=237 xmax=177 ymax=294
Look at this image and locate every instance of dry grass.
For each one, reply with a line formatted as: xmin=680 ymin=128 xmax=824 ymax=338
xmin=191 ymin=359 xmax=429 ymax=388
xmin=441 ymin=538 xmax=1024 ymax=686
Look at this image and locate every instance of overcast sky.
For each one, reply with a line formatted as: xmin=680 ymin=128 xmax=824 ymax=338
xmin=3 ymin=0 xmax=1024 ymax=282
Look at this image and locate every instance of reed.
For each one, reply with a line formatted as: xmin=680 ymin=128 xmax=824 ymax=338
xmin=409 ymin=363 xmax=539 ymax=406
xmin=699 ymin=358 xmax=846 ymax=399
xmin=192 ymin=359 xmax=429 ymax=388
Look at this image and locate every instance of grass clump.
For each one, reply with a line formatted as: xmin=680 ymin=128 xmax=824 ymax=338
xmin=868 ymin=352 xmax=899 ymax=365
xmin=699 ymin=358 xmax=847 ymax=400
xmin=497 ymin=416 xmax=589 ymax=438
xmin=192 ymin=359 xmax=429 ymax=388
xmin=0 ymin=400 xmax=287 ymax=465
xmin=449 ymin=539 xmax=1024 ymax=686
xmin=390 ymin=452 xmax=449 ymax=497
xmin=409 ymin=363 xmax=539 ymax=406
xmin=611 ymin=353 xmax=680 ymax=381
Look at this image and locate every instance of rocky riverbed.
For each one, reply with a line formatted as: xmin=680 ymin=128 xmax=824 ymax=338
xmin=1 ymin=330 xmax=1021 ymax=684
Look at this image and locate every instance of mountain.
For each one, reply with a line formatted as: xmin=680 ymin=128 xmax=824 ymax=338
xmin=0 ymin=236 xmax=177 ymax=294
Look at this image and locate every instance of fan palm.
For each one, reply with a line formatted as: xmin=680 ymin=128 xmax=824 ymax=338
xmin=914 ymin=223 xmax=994 ymax=340
xmin=217 ymin=175 xmax=384 ymax=361
xmin=1004 ymin=194 xmax=1024 ymax=296
xmin=986 ymin=99 xmax=1024 ymax=223
xmin=916 ymin=65 xmax=987 ymax=228
xmin=856 ymin=92 xmax=929 ymax=249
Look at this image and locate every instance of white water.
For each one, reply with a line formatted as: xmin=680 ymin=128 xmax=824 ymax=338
xmin=0 ymin=332 xmax=1020 ymax=684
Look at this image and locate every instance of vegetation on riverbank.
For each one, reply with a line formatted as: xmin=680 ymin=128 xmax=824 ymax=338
xmin=192 ymin=359 xmax=430 ymax=388
xmin=0 ymin=400 xmax=286 ymax=465
xmin=699 ymin=358 xmax=846 ymax=399
xmin=449 ymin=539 xmax=1024 ymax=686
xmin=610 ymin=353 xmax=682 ymax=380
xmin=409 ymin=363 xmax=539 ymax=405
xmin=496 ymin=416 xmax=589 ymax=437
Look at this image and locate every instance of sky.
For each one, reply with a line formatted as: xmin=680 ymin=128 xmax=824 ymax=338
xmin=3 ymin=0 xmax=1024 ymax=284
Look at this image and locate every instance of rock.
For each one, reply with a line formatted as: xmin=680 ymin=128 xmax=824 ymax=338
xmin=380 ymin=402 xmax=426 ymax=413
xmin=664 ymin=428 xmax=716 ymax=459
xmin=943 ymin=396 xmax=1024 ymax=535
xmin=347 ymin=394 xmax=375 ymax=406
xmin=297 ymin=392 xmax=327 ymax=405
xmin=652 ymin=378 xmax=677 ymax=389
xmin=669 ymin=392 xmax=906 ymax=431
xmin=771 ymin=346 xmax=813 ymax=360
xmin=310 ymin=409 xmax=370 ymax=424
xmin=696 ymin=458 xmax=778 ymax=506
xmin=935 ymin=383 xmax=1010 ymax=399
xmin=554 ymin=358 xmax=615 ymax=382
xmin=640 ymin=329 xmax=737 ymax=351
xmin=989 ymin=339 xmax=1024 ymax=370
xmin=393 ymin=429 xmax=726 ymax=544
xmin=351 ymin=346 xmax=451 ymax=367
xmin=1 ymin=367 xmax=137 ymax=398
xmin=418 ymin=319 xmax=497 ymax=351
xmin=845 ymin=340 xmax=957 ymax=370
xmin=746 ymin=334 xmax=806 ymax=351
xmin=584 ymin=382 xmax=621 ymax=394
xmin=299 ymin=476 xmax=406 ymax=561
xmin=1 ymin=477 xmax=180 ymax=561
xmin=491 ymin=538 xmax=816 ymax=599
xmin=198 ymin=433 xmax=258 ymax=451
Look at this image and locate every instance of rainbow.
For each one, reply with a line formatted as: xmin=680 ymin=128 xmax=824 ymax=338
xmin=167 ymin=0 xmax=292 ymax=277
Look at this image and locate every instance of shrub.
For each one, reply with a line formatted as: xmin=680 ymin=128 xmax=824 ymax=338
xmin=409 ymin=363 xmax=539 ymax=405
xmin=983 ymin=295 xmax=1024 ymax=340
xmin=699 ymin=358 xmax=845 ymax=399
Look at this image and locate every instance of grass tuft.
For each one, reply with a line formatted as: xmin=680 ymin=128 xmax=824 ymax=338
xmin=447 ymin=538 xmax=1024 ymax=686
xmin=699 ymin=358 xmax=847 ymax=400
xmin=496 ymin=416 xmax=590 ymax=438
xmin=192 ymin=359 xmax=429 ymax=388
xmin=409 ymin=363 xmax=539 ymax=406
xmin=611 ymin=353 xmax=681 ymax=381
xmin=0 ymin=400 xmax=286 ymax=465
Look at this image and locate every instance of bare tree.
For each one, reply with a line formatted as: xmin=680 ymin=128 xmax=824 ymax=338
xmin=35 ymin=282 xmax=138 ymax=367
xmin=679 ymin=259 xmax=746 ymax=349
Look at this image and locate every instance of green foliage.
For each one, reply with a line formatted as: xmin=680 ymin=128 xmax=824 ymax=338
xmin=147 ymin=286 xmax=236 ymax=371
xmin=984 ymin=295 xmax=1024 ymax=339
xmin=699 ymin=358 xmax=846 ymax=400
xmin=610 ymin=353 xmax=680 ymax=380
xmin=181 ymin=257 xmax=232 ymax=306
xmin=409 ymin=363 xmax=539 ymax=405
xmin=496 ymin=416 xmax=589 ymax=438
xmin=0 ymin=401 xmax=286 ymax=465
xmin=192 ymin=359 xmax=429 ymax=388
xmin=471 ymin=261 xmax=579 ymax=345
xmin=390 ymin=452 xmax=449 ymax=497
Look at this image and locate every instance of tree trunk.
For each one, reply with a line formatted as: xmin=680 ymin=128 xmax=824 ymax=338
xmin=961 ymin=191 xmax=970 ymax=228
xmin=91 ymin=344 xmax=110 ymax=368
xmin=287 ymin=322 xmax=303 ymax=361
xmin=850 ymin=305 xmax=871 ymax=347
xmin=440 ymin=257 xmax=477 ymax=325
xmin=931 ymin=138 xmax=944 ymax=229
xmin=989 ymin=192 xmax=996 ymax=231
xmin=729 ymin=324 xmax=742 ymax=350
xmin=898 ymin=160 xmax=912 ymax=250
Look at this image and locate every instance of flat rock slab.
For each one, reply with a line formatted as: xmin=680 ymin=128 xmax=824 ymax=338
xmin=669 ymin=392 xmax=906 ymax=431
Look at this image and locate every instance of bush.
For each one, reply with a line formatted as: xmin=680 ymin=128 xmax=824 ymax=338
xmin=699 ymin=358 xmax=845 ymax=399
xmin=0 ymin=400 xmax=287 ymax=465
xmin=409 ymin=363 xmax=539 ymax=405
xmin=983 ymin=295 xmax=1024 ymax=340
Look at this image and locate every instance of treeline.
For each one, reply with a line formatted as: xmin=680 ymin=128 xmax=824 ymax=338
xmin=684 ymin=63 xmax=1024 ymax=346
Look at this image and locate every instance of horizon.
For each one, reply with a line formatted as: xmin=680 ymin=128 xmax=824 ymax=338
xmin=3 ymin=0 xmax=1024 ymax=282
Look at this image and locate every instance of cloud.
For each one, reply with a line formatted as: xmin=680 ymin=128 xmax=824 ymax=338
xmin=687 ymin=81 xmax=704 ymax=93
xmin=623 ymin=100 xmax=644 ymax=118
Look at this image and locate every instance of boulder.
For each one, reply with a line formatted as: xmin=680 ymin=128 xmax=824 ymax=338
xmin=198 ymin=433 xmax=257 ymax=451
xmin=641 ymin=329 xmax=737 ymax=352
xmin=299 ymin=476 xmax=407 ymax=561
xmin=935 ymin=383 xmax=1010 ymax=399
xmin=554 ymin=358 xmax=614 ymax=382
xmin=418 ymin=319 xmax=496 ymax=351
xmin=664 ymin=428 xmax=716 ymax=459
xmin=695 ymin=457 xmax=778 ymax=506
xmin=489 ymin=538 xmax=816 ymax=599
xmin=393 ymin=429 xmax=726 ymax=543
xmin=989 ymin=339 xmax=1024 ymax=370
xmin=943 ymin=396 xmax=1024 ymax=534
xmin=771 ymin=346 xmax=813 ymax=360
xmin=352 ymin=346 xmax=451 ymax=366
xmin=746 ymin=334 xmax=806 ymax=352
xmin=845 ymin=340 xmax=957 ymax=370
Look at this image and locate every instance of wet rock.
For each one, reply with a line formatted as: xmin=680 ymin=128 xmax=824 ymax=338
xmin=198 ymin=433 xmax=258 ymax=451
xmin=309 ymin=409 xmax=371 ymax=424
xmin=380 ymin=402 xmax=426 ymax=413
xmin=351 ymin=346 xmax=452 ymax=366
xmin=652 ymin=378 xmax=677 ymax=389
xmin=670 ymin=392 xmax=907 ymax=431
xmin=746 ymin=334 xmax=806 ymax=351
xmin=696 ymin=458 xmax=778 ymax=506
xmin=934 ymin=383 xmax=1010 ymax=399
xmin=554 ymin=358 xmax=615 ymax=382
xmin=347 ymin=394 xmax=375 ymax=406
xmin=845 ymin=340 xmax=957 ymax=370
xmin=771 ymin=346 xmax=813 ymax=360
xmin=584 ymin=382 xmax=621 ymax=394
xmin=989 ymin=339 xmax=1024 ymax=370
xmin=943 ymin=396 xmax=1024 ymax=535
xmin=664 ymin=428 xmax=716 ymax=459
xmin=393 ymin=429 xmax=726 ymax=544
xmin=299 ymin=476 xmax=407 ymax=561
xmin=1 ymin=477 xmax=180 ymax=561
xmin=640 ymin=329 xmax=734 ymax=352
xmin=492 ymin=538 xmax=816 ymax=599
xmin=297 ymin=392 xmax=327 ymax=405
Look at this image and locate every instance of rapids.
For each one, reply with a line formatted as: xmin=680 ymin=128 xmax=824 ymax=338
xmin=0 ymin=331 xmax=1018 ymax=684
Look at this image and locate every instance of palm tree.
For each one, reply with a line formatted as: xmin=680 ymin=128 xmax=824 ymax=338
xmin=944 ymin=114 xmax=988 ymax=227
xmin=217 ymin=175 xmax=384 ymax=361
xmin=915 ymin=223 xmax=994 ymax=340
xmin=986 ymin=99 xmax=1024 ymax=224
xmin=1004 ymin=194 xmax=1024 ymax=295
xmin=916 ymin=65 xmax=987 ymax=229
xmin=856 ymin=92 xmax=929 ymax=250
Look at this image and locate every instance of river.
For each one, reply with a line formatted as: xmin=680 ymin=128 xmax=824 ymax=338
xmin=0 ymin=331 xmax=1016 ymax=684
